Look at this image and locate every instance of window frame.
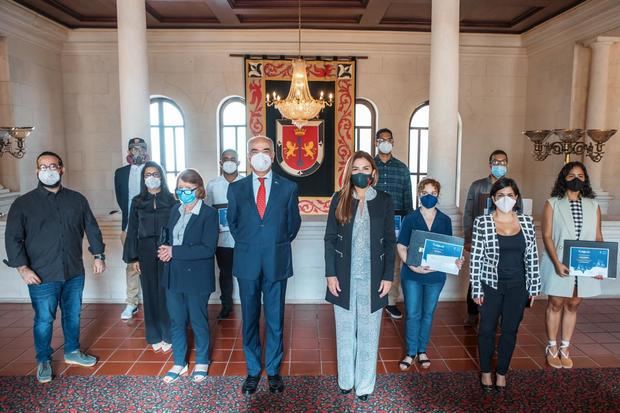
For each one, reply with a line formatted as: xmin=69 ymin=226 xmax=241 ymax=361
xmin=354 ymin=98 xmax=377 ymax=156
xmin=218 ymin=96 xmax=247 ymax=174
xmin=149 ymin=96 xmax=186 ymax=186
xmin=408 ymin=101 xmax=430 ymax=203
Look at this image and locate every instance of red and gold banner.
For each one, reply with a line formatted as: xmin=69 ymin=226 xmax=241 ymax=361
xmin=245 ymin=58 xmax=356 ymax=215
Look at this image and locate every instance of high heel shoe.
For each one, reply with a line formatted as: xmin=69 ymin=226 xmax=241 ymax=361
xmin=480 ymin=374 xmax=493 ymax=393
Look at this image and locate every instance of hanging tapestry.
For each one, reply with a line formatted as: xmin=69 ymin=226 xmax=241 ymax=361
xmin=245 ymin=57 xmax=356 ymax=215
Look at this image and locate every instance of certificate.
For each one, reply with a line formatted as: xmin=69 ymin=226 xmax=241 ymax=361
xmin=562 ymin=240 xmax=618 ymax=279
xmin=406 ymin=230 xmax=464 ymax=275
xmin=213 ymin=203 xmax=230 ymax=233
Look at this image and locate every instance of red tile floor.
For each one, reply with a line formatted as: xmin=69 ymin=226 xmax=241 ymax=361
xmin=1 ymin=299 xmax=620 ymax=378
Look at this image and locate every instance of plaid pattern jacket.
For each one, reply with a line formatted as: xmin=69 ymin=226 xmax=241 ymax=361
xmin=469 ymin=213 xmax=541 ymax=298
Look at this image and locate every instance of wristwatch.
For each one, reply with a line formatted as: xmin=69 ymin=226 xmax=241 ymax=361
xmin=93 ymin=254 xmax=106 ymax=261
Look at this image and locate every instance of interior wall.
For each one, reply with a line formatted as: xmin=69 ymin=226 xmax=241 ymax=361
xmin=603 ymin=42 xmax=620 ymax=216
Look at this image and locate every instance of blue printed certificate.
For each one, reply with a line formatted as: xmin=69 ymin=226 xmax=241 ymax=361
xmin=562 ymin=240 xmax=618 ymax=279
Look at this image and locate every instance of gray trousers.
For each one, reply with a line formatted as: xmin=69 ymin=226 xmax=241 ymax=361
xmin=334 ymin=276 xmax=383 ymax=396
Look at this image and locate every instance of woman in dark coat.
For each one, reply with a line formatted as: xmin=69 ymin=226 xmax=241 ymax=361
xmin=324 ymin=151 xmax=396 ymax=401
xmin=123 ymin=161 xmax=176 ymax=352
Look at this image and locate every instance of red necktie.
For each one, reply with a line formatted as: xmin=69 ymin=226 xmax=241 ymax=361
xmin=257 ymin=177 xmax=266 ymax=219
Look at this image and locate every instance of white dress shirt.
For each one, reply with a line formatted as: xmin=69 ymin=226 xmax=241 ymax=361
xmin=252 ymin=170 xmax=273 ymax=207
xmin=205 ymin=174 xmax=243 ymax=248
xmin=127 ymin=164 xmax=145 ymax=225
xmin=172 ymin=200 xmax=203 ymax=246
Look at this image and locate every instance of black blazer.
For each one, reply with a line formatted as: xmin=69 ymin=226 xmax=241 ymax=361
xmin=324 ymin=190 xmax=396 ymax=313
xmin=163 ymin=202 xmax=219 ymax=294
xmin=122 ymin=191 xmax=177 ymax=263
xmin=114 ymin=165 xmax=131 ymax=230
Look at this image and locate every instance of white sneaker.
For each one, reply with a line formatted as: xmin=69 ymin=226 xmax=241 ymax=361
xmin=152 ymin=342 xmax=163 ymax=352
xmin=120 ymin=304 xmax=138 ymax=320
xmin=161 ymin=342 xmax=172 ymax=353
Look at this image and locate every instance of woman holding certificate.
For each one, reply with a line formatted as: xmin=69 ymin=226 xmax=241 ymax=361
xmin=324 ymin=151 xmax=395 ymax=402
xmin=541 ymin=162 xmax=604 ymax=369
xmin=396 ymin=178 xmax=462 ymax=371
xmin=470 ymin=178 xmax=541 ymax=392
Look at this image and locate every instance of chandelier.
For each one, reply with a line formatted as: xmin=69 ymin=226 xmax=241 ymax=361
xmin=523 ymin=128 xmax=616 ymax=164
xmin=0 ymin=127 xmax=34 ymax=159
xmin=266 ymin=0 xmax=333 ymax=129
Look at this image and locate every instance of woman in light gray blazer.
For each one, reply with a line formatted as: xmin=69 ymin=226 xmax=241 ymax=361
xmin=541 ymin=161 xmax=604 ymax=370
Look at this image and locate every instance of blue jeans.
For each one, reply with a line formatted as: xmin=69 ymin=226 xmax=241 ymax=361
xmin=28 ymin=275 xmax=85 ymax=363
xmin=402 ymin=278 xmax=444 ymax=356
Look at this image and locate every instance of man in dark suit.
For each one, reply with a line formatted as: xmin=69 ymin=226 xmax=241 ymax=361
xmin=114 ymin=137 xmax=149 ymax=320
xmin=227 ymin=135 xmax=302 ymax=395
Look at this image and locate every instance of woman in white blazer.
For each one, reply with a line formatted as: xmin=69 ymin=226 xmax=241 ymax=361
xmin=541 ymin=161 xmax=604 ymax=370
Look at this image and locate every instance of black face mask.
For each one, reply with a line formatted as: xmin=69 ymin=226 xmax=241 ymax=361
xmin=351 ymin=173 xmax=372 ymax=189
xmin=566 ymin=178 xmax=584 ymax=192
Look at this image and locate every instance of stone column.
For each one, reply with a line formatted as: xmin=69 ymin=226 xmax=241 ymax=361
xmin=585 ymin=39 xmax=614 ymax=214
xmin=428 ymin=0 xmax=460 ymax=213
xmin=116 ymin=0 xmax=150 ymax=152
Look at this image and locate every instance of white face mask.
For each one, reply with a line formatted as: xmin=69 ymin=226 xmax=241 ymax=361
xmin=495 ymin=196 xmax=516 ymax=213
xmin=38 ymin=170 xmax=61 ymax=187
xmin=222 ymin=161 xmax=238 ymax=175
xmin=145 ymin=176 xmax=161 ymax=190
xmin=250 ymin=152 xmax=272 ymax=172
xmin=378 ymin=141 xmax=393 ymax=154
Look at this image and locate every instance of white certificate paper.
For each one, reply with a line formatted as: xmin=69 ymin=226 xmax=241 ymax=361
xmin=424 ymin=254 xmax=459 ymax=275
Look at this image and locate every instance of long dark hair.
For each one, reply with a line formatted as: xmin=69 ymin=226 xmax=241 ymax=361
xmin=135 ymin=161 xmax=174 ymax=205
xmin=335 ymin=151 xmax=378 ymax=225
xmin=550 ymin=161 xmax=595 ymax=199
xmin=490 ymin=177 xmax=521 ymax=212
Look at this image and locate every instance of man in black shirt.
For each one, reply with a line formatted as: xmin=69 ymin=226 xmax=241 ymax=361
xmin=5 ymin=152 xmax=106 ymax=383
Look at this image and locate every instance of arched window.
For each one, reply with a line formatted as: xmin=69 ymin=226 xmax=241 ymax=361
xmin=409 ymin=102 xmax=463 ymax=207
xmin=218 ymin=97 xmax=247 ymax=173
xmin=150 ymin=97 xmax=186 ymax=189
xmin=354 ymin=98 xmax=377 ymax=155
xmin=409 ymin=102 xmax=429 ymax=197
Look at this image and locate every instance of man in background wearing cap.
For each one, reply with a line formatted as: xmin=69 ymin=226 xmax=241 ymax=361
xmin=114 ymin=138 xmax=149 ymax=320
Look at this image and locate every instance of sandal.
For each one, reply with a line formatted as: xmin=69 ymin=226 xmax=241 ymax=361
xmin=192 ymin=365 xmax=209 ymax=383
xmin=399 ymin=355 xmax=415 ymax=371
xmin=417 ymin=352 xmax=431 ymax=369
xmin=559 ymin=345 xmax=573 ymax=369
xmin=545 ymin=345 xmax=562 ymax=369
xmin=163 ymin=364 xmax=188 ymax=384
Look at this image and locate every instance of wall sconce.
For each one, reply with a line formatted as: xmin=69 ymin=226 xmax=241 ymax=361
xmin=523 ymin=128 xmax=616 ymax=164
xmin=0 ymin=127 xmax=34 ymax=159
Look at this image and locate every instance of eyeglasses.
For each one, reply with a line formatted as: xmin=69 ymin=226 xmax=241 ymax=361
xmin=38 ymin=164 xmax=60 ymax=171
xmin=491 ymin=160 xmax=508 ymax=166
xmin=145 ymin=172 xmax=161 ymax=178
xmin=176 ymin=188 xmax=197 ymax=196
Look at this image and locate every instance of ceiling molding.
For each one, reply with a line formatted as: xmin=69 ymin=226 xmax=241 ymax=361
xmin=0 ymin=1 xmax=68 ymax=52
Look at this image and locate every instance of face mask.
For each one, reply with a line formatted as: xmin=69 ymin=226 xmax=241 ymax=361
xmin=566 ymin=178 xmax=584 ymax=192
xmin=38 ymin=170 xmax=61 ymax=188
xmin=491 ymin=165 xmax=507 ymax=179
xmin=176 ymin=189 xmax=197 ymax=205
xmin=145 ymin=176 xmax=161 ymax=190
xmin=222 ymin=161 xmax=238 ymax=175
xmin=420 ymin=194 xmax=438 ymax=209
xmin=377 ymin=141 xmax=393 ymax=154
xmin=351 ymin=173 xmax=372 ymax=189
xmin=494 ymin=196 xmax=516 ymax=213
xmin=127 ymin=152 xmax=149 ymax=166
xmin=250 ymin=152 xmax=272 ymax=172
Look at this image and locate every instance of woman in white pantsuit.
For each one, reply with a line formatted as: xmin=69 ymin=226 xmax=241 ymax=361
xmin=541 ymin=161 xmax=604 ymax=369
xmin=324 ymin=151 xmax=396 ymax=402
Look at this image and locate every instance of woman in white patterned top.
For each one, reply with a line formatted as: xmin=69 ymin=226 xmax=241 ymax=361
xmin=541 ymin=162 xmax=604 ymax=369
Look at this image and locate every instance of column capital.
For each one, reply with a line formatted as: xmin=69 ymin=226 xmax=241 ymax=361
xmin=581 ymin=36 xmax=620 ymax=49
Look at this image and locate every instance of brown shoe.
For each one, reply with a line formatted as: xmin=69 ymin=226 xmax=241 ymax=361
xmin=559 ymin=346 xmax=573 ymax=369
xmin=545 ymin=345 xmax=562 ymax=369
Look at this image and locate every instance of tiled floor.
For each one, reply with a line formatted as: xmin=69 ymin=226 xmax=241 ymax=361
xmin=1 ymin=299 xmax=620 ymax=378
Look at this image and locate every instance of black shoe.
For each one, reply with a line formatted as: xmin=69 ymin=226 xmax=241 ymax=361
xmin=480 ymin=374 xmax=494 ymax=393
xmin=268 ymin=375 xmax=284 ymax=394
xmin=357 ymin=394 xmax=369 ymax=402
xmin=339 ymin=388 xmax=352 ymax=394
xmin=218 ymin=307 xmax=232 ymax=320
xmin=385 ymin=305 xmax=403 ymax=319
xmin=495 ymin=384 xmax=506 ymax=393
xmin=242 ymin=375 xmax=260 ymax=395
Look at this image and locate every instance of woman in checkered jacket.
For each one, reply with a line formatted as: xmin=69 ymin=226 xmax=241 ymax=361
xmin=469 ymin=177 xmax=541 ymax=392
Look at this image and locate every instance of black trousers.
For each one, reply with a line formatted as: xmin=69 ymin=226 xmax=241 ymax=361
xmin=478 ymin=281 xmax=528 ymax=375
xmin=137 ymin=238 xmax=170 ymax=345
xmin=467 ymin=283 xmax=479 ymax=316
xmin=216 ymin=247 xmax=234 ymax=309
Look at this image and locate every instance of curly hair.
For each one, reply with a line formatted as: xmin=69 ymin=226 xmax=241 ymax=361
xmin=550 ymin=161 xmax=595 ymax=199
